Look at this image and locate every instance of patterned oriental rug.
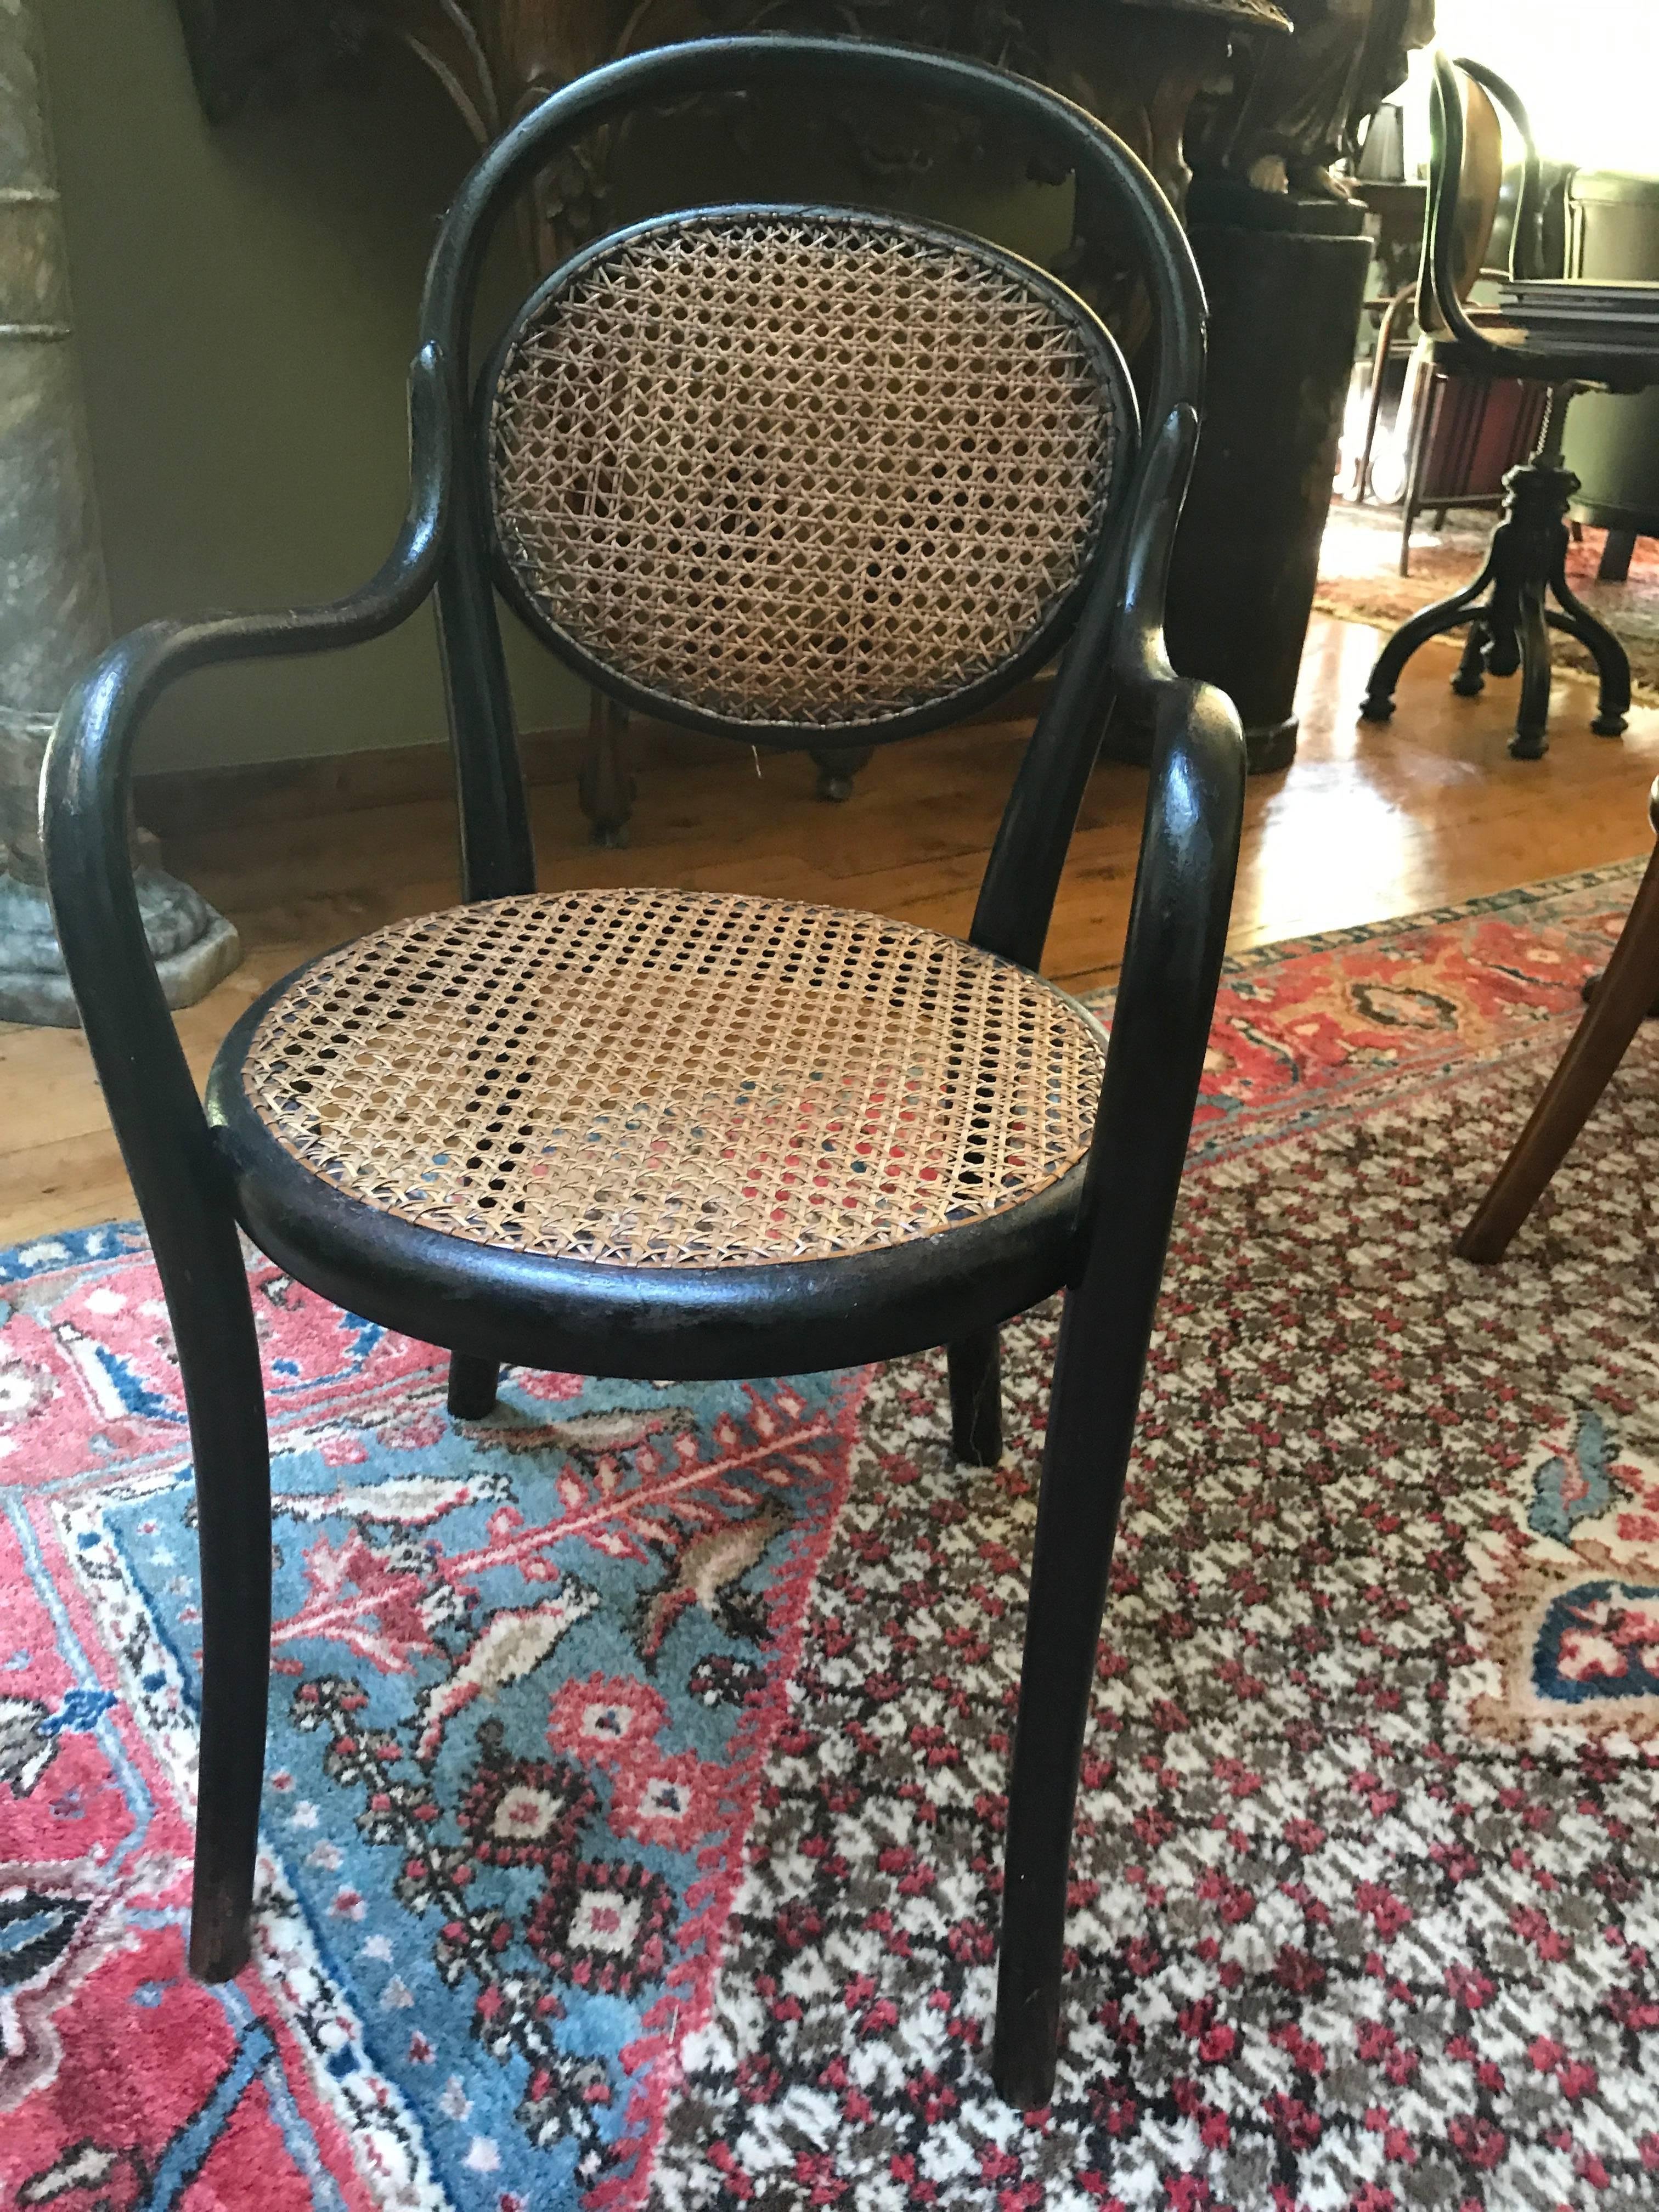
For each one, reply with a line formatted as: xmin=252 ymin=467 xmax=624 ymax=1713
xmin=1315 ymin=505 xmax=1659 ymax=710
xmin=8 ymin=861 xmax=1659 ymax=2211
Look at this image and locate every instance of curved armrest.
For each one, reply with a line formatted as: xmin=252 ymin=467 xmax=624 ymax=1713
xmin=1077 ymin=663 xmax=1243 ymax=1276
xmin=40 ymin=341 xmax=452 ymax=1289
xmin=1101 ymin=394 xmax=1248 ymax=1149
xmin=969 ymin=402 xmax=1205 ymax=973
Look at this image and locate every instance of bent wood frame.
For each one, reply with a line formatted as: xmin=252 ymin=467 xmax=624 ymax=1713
xmin=42 ymin=36 xmax=1244 ymax=2109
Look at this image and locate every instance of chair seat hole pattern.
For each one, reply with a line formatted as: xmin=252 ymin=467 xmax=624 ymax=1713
xmin=240 ymin=889 xmax=1105 ymax=1268
xmin=490 ymin=212 xmax=1120 ymax=727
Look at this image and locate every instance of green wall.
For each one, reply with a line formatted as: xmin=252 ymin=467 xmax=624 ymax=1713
xmin=40 ymin=0 xmax=585 ymax=775
xmin=40 ymin=6 xmax=1073 ymax=776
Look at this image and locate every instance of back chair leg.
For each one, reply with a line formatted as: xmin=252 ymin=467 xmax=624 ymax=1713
xmin=1483 ymin=574 xmax=1521 ymax=675
xmin=448 ymin=1353 xmax=501 ymax=1420
xmin=947 ymin=1327 xmax=1002 ymax=1465
xmin=177 ymin=1229 xmax=273 ymax=1983
xmin=1510 ymin=580 xmax=1553 ymax=760
xmin=1451 ymin=617 xmax=1488 ymax=696
xmin=1548 ymin=553 xmax=1631 ymax=736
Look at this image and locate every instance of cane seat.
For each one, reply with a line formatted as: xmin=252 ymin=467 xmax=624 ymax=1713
xmin=229 ymin=888 xmax=1106 ymax=1272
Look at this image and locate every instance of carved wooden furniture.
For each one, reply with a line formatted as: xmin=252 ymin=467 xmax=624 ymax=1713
xmin=1459 ymin=779 xmax=1659 ymax=1261
xmin=1359 ymin=54 xmax=1659 ymax=760
xmin=42 ymin=37 xmax=1245 ymax=2107
xmin=1187 ymin=0 xmax=1431 ymax=198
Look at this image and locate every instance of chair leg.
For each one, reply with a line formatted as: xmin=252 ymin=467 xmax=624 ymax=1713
xmin=1549 ymin=554 xmax=1631 ymax=736
xmin=178 ymin=1233 xmax=273 ymax=1983
xmin=1483 ymin=573 xmax=1521 ymax=676
xmin=1599 ymin=527 xmax=1637 ymax=583
xmin=1458 ymin=796 xmax=1659 ymax=1262
xmin=1359 ymin=541 xmax=1496 ymax=722
xmin=947 ymin=1328 xmax=1002 ymax=1465
xmin=1509 ymin=580 xmax=1553 ymax=761
xmin=991 ymin=1273 xmax=1143 ymax=2108
xmin=1451 ymin=617 xmax=1487 ymax=697
xmin=1396 ymin=364 xmax=1436 ymax=577
xmin=810 ymin=744 xmax=874 ymax=803
xmin=448 ymin=1353 xmax=500 ymax=1420
xmin=578 ymin=690 xmax=634 ymax=848
xmin=1355 ymin=285 xmax=1413 ymax=505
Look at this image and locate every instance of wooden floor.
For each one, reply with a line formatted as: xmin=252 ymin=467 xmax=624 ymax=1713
xmin=7 ymin=617 xmax=1659 ymax=1246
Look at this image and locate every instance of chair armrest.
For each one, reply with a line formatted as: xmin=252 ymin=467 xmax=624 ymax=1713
xmin=1077 ymin=666 xmax=1244 ymax=1269
xmin=40 ymin=341 xmax=452 ymax=1277
xmin=1104 ymin=387 xmax=1247 ymax=1165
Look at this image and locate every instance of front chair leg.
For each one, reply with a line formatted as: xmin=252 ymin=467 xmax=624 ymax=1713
xmin=992 ymin=1277 xmax=1136 ymax=2107
xmin=178 ymin=1231 xmax=273 ymax=1982
xmin=448 ymin=1353 xmax=500 ymax=1420
xmin=947 ymin=1327 xmax=1002 ymax=1465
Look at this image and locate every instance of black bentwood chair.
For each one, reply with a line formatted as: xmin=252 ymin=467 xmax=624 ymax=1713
xmin=1359 ymin=53 xmax=1659 ymax=760
xmin=43 ymin=37 xmax=1244 ymax=2106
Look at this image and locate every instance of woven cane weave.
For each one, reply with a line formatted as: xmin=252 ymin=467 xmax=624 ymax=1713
xmin=489 ymin=212 xmax=1120 ymax=727
xmin=240 ymin=889 xmax=1105 ymax=1268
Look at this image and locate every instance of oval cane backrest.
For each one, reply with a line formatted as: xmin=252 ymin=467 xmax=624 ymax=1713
xmin=484 ymin=206 xmax=1128 ymax=739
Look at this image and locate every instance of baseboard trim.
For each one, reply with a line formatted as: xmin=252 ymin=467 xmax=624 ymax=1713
xmin=134 ymin=680 xmax=1053 ymax=843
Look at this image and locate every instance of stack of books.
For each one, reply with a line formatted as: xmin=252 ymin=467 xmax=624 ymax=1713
xmin=1497 ymin=279 xmax=1659 ymax=355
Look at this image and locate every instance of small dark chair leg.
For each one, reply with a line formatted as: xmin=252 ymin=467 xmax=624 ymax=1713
xmin=448 ymin=1353 xmax=500 ymax=1419
xmin=1509 ymin=580 xmax=1553 ymax=760
xmin=1483 ymin=574 xmax=1521 ymax=676
xmin=179 ymin=1226 xmax=273 ymax=1983
xmin=578 ymin=690 xmax=635 ymax=847
xmin=1599 ymin=527 xmax=1637 ymax=583
xmin=1549 ymin=552 xmax=1631 ymax=736
xmin=992 ymin=1276 xmax=1138 ymax=2108
xmin=1451 ymin=618 xmax=1487 ymax=696
xmin=810 ymin=744 xmax=874 ymax=803
xmin=947 ymin=1328 xmax=1002 ymax=1465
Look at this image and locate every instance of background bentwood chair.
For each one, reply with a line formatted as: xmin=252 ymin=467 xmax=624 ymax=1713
xmin=43 ymin=37 xmax=1244 ymax=2107
xmin=1359 ymin=53 xmax=1659 ymax=760
xmin=1458 ymin=777 xmax=1659 ymax=1264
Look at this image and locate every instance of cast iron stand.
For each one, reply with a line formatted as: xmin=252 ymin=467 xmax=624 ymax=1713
xmin=1358 ymin=382 xmax=1630 ymax=759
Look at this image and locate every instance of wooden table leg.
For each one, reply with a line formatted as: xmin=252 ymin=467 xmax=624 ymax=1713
xmin=1458 ymin=782 xmax=1659 ymax=1261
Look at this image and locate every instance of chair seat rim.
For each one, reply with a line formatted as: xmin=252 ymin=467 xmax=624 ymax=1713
xmin=206 ymin=947 xmax=1090 ymax=1381
xmin=1427 ymin=331 xmax=1659 ymax=393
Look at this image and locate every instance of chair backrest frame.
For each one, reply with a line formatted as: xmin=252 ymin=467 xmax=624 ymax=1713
xmin=1421 ymin=52 xmax=1545 ymax=361
xmin=413 ymin=35 xmax=1207 ymax=931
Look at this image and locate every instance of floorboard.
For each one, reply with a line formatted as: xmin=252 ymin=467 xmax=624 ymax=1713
xmin=8 ymin=617 xmax=1657 ymax=1243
